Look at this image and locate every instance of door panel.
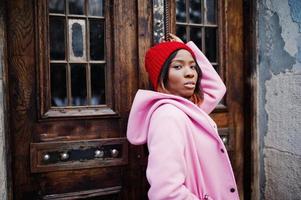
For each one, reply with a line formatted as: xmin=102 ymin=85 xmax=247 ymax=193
xmin=7 ymin=0 xmax=140 ymax=199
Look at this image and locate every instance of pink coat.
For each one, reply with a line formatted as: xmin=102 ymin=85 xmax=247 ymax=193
xmin=127 ymin=42 xmax=239 ymax=200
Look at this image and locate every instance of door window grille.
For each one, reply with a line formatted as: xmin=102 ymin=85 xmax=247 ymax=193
xmin=175 ymin=0 xmax=218 ymax=71
xmin=48 ymin=0 xmax=106 ymax=107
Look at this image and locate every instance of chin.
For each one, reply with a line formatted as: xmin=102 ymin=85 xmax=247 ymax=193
xmin=180 ymin=92 xmax=194 ymax=99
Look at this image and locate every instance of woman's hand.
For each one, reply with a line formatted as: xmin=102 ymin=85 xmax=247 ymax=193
xmin=160 ymin=33 xmax=184 ymax=43
xmin=167 ymin=33 xmax=184 ymax=43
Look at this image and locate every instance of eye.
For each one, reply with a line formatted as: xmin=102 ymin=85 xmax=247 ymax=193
xmin=173 ymin=65 xmax=182 ymax=70
xmin=190 ymin=65 xmax=197 ymax=70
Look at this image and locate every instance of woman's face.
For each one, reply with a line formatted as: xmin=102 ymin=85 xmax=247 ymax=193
xmin=166 ymin=49 xmax=198 ymax=98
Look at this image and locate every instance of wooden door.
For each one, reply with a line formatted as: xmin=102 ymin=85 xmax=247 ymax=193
xmin=7 ymin=0 xmax=248 ymax=199
xmin=169 ymin=0 xmax=246 ymax=198
xmin=136 ymin=0 xmax=247 ymax=199
xmin=7 ymin=0 xmax=147 ymax=199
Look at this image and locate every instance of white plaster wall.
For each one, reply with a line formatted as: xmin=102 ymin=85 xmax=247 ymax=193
xmin=259 ymin=0 xmax=301 ymax=199
xmin=264 ymin=73 xmax=301 ymax=199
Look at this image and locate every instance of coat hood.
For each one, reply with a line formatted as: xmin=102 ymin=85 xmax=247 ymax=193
xmin=127 ymin=89 xmax=219 ymax=145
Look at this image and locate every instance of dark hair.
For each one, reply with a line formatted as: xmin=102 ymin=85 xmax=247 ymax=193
xmin=157 ymin=50 xmax=204 ymax=105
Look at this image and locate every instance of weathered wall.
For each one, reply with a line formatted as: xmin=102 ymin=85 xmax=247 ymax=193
xmin=258 ymin=0 xmax=301 ymax=199
xmin=0 ymin=0 xmax=7 ymax=199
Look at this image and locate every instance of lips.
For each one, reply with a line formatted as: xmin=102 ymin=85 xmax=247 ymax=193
xmin=184 ymin=81 xmax=196 ymax=89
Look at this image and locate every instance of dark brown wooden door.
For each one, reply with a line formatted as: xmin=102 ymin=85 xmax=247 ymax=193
xmin=7 ymin=0 xmax=247 ymax=199
xmin=7 ymin=0 xmax=149 ymax=199
xmin=169 ymin=0 xmax=246 ymax=198
xmin=136 ymin=0 xmax=247 ymax=198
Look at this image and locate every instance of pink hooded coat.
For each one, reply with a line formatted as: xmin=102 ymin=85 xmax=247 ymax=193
xmin=127 ymin=41 xmax=239 ymax=200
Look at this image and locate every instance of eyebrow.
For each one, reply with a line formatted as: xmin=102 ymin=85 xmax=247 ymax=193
xmin=171 ymin=59 xmax=196 ymax=64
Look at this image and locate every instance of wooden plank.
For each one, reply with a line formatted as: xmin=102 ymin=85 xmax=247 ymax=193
xmin=226 ymin=0 xmax=245 ymax=198
xmin=40 ymin=168 xmax=123 ymax=196
xmin=7 ymin=1 xmax=36 ymax=199
xmin=114 ymin=0 xmax=138 ymax=116
xmin=138 ymin=0 xmax=152 ymax=90
xmin=43 ymin=186 xmax=121 ymax=200
xmin=210 ymin=112 xmax=229 ymax=127
xmin=114 ymin=0 xmax=141 ymax=199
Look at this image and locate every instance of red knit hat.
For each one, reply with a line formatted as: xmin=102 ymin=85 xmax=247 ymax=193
xmin=145 ymin=41 xmax=195 ymax=89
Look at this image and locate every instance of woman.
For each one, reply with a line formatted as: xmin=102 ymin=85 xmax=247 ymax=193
xmin=127 ymin=34 xmax=239 ymax=200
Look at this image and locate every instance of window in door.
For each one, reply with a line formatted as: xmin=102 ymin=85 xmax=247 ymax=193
xmin=38 ymin=0 xmax=115 ymax=118
xmin=174 ymin=0 xmax=226 ymax=108
xmin=175 ymin=0 xmax=219 ymax=72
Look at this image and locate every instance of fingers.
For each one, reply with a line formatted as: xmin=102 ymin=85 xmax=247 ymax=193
xmin=167 ymin=33 xmax=184 ymax=43
xmin=159 ymin=37 xmax=167 ymax=43
xmin=168 ymin=33 xmax=176 ymax=38
xmin=159 ymin=33 xmax=184 ymax=43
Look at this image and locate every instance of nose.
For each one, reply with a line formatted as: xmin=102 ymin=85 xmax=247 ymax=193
xmin=184 ymin=67 xmax=195 ymax=78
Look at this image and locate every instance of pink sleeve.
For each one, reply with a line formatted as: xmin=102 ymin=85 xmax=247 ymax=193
xmin=186 ymin=41 xmax=226 ymax=114
xmin=146 ymin=105 xmax=199 ymax=200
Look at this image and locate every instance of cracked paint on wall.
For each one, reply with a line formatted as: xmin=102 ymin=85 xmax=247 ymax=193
xmin=288 ymin=0 xmax=301 ymax=32
xmin=288 ymin=0 xmax=301 ymax=72
xmin=259 ymin=0 xmax=301 ymax=199
xmin=259 ymin=12 xmax=295 ymax=76
xmin=266 ymin=0 xmax=299 ymax=56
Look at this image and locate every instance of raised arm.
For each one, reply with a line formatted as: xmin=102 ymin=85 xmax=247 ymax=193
xmin=186 ymin=41 xmax=226 ymax=114
xmin=147 ymin=105 xmax=199 ymax=200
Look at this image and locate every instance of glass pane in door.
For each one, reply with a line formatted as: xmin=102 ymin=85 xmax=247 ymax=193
xmin=205 ymin=27 xmax=217 ymax=62
xmin=176 ymin=0 xmax=186 ymax=22
xmin=48 ymin=0 xmax=65 ymax=14
xmin=49 ymin=17 xmax=66 ymax=60
xmin=91 ymin=64 xmax=106 ymax=105
xmin=189 ymin=0 xmax=202 ymax=24
xmin=190 ymin=27 xmax=202 ymax=48
xmin=71 ymin=64 xmax=87 ymax=106
xmin=51 ymin=64 xmax=67 ymax=106
xmin=69 ymin=0 xmax=85 ymax=15
xmin=206 ymin=0 xmax=217 ymax=24
xmin=89 ymin=19 xmax=105 ymax=60
xmin=88 ymin=0 xmax=104 ymax=16
xmin=176 ymin=25 xmax=187 ymax=43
